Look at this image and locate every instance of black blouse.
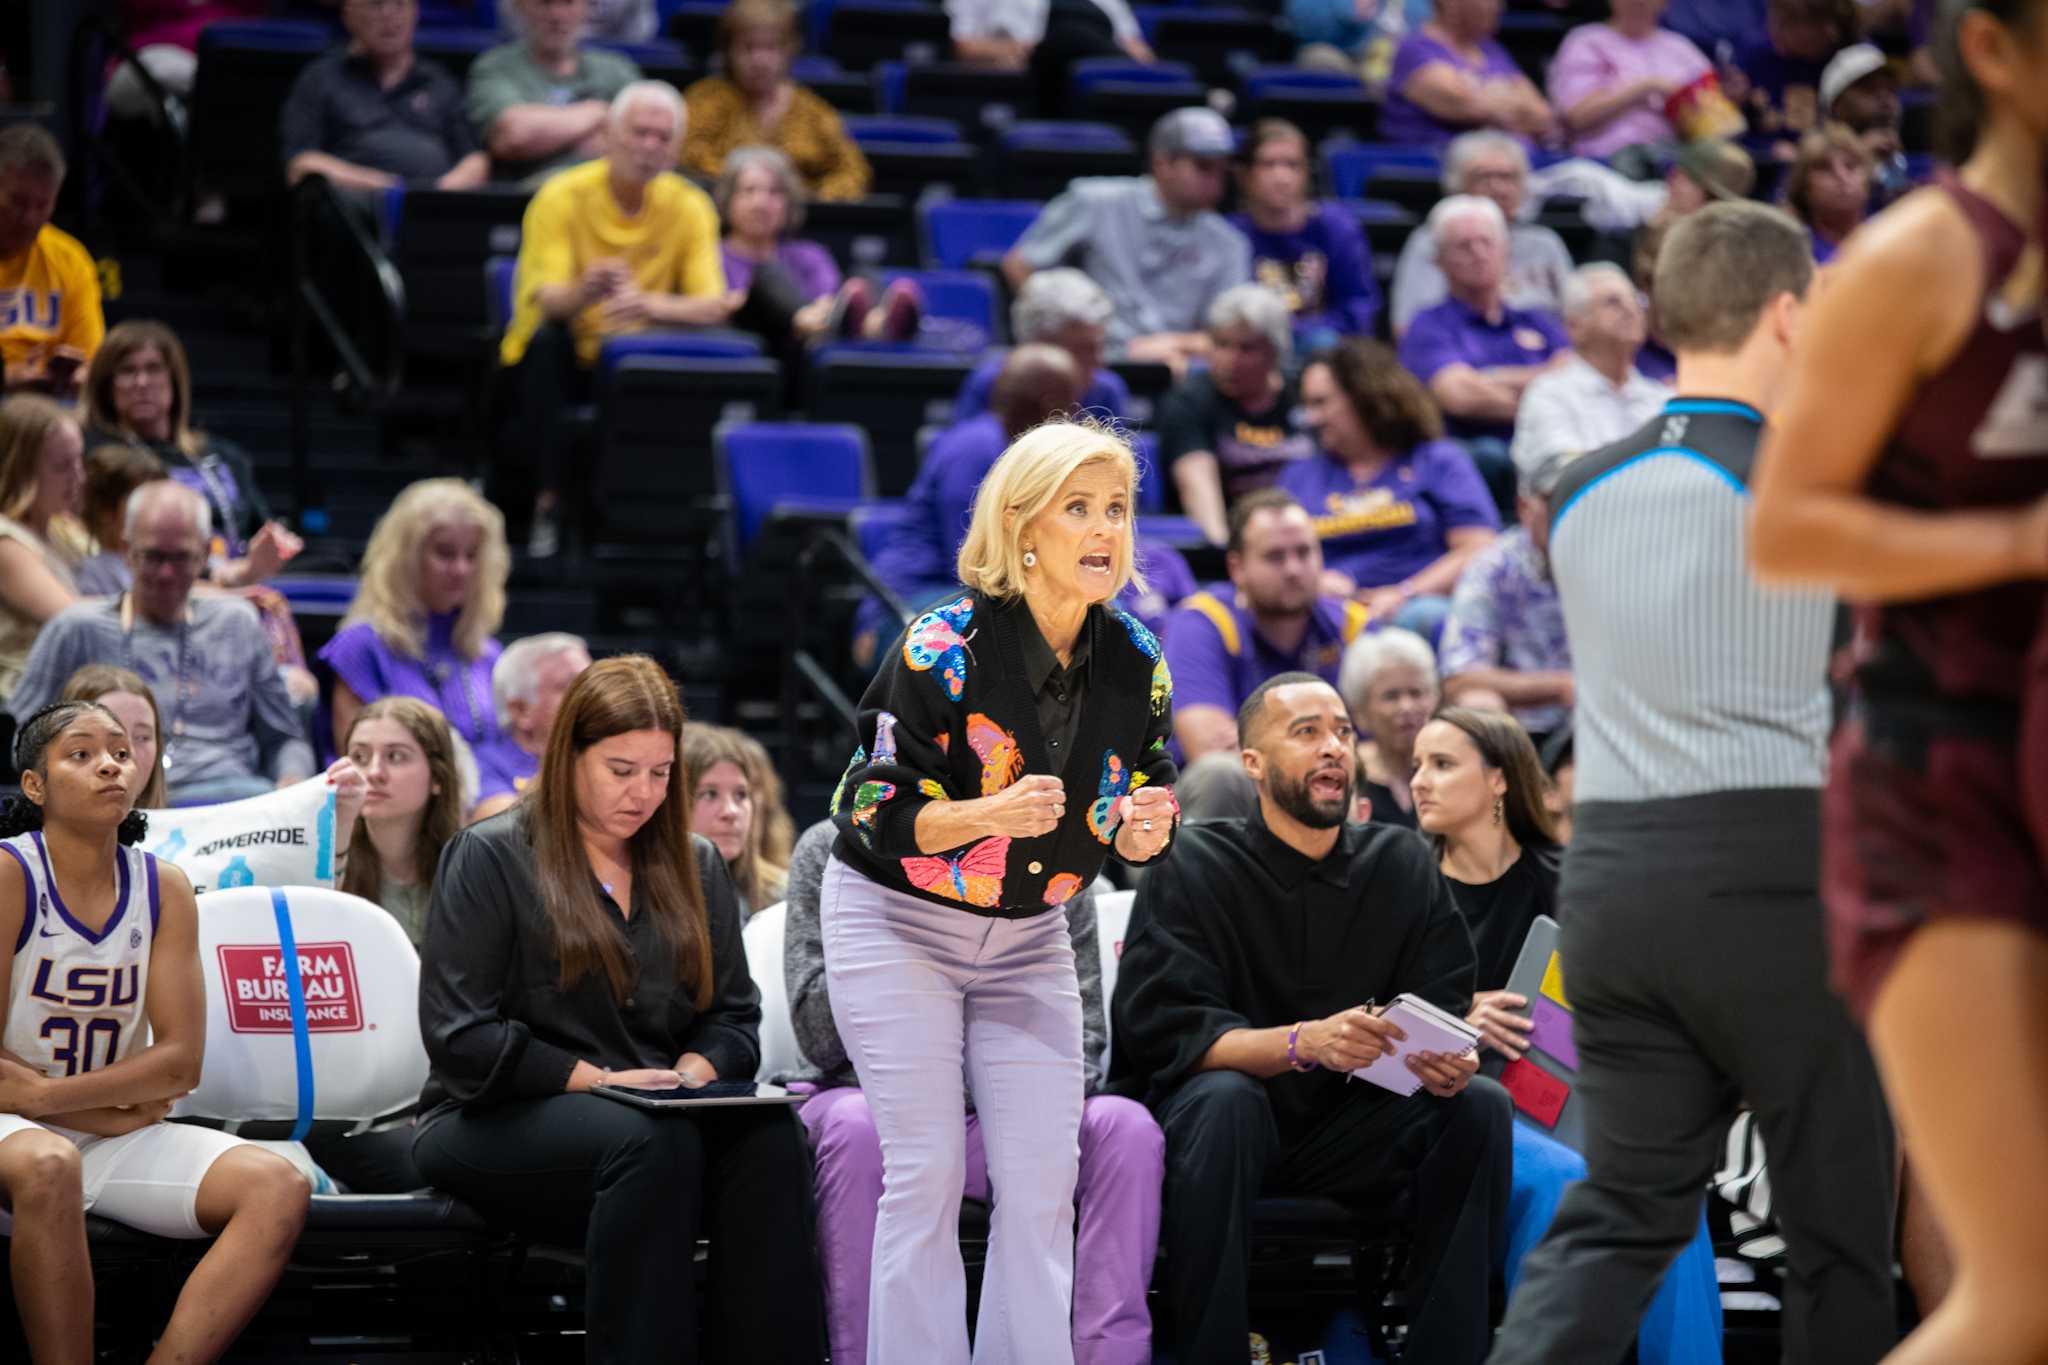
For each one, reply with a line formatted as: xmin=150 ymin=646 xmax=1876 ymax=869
xmin=415 ymin=810 xmax=762 ymax=1128
xmin=1443 ymin=846 xmax=1560 ymax=993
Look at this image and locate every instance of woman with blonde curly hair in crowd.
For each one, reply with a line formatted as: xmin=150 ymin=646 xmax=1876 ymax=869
xmin=320 ymin=478 xmax=511 ymax=753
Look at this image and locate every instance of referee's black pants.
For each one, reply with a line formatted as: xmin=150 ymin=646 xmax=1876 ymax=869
xmin=1156 ymin=1068 xmax=1512 ymax=1365
xmin=1488 ymin=789 xmax=1896 ymax=1365
xmin=415 ymin=1094 xmax=826 ymax=1364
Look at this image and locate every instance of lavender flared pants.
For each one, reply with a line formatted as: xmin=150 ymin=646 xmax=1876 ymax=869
xmin=819 ymin=855 xmax=1091 ymax=1364
xmin=801 ymin=1088 xmax=1163 ymax=1365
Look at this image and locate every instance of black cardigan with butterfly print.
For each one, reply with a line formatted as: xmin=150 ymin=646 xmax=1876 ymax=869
xmin=829 ymin=589 xmax=1180 ymax=918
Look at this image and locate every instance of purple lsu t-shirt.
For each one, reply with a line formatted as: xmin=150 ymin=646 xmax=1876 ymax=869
xmin=1278 ymin=440 xmax=1501 ymax=589
xmin=1381 ymin=31 xmax=1531 ymax=146
xmin=1162 ymin=587 xmax=1364 ymax=717
xmin=1397 ymin=296 xmax=1570 ymax=441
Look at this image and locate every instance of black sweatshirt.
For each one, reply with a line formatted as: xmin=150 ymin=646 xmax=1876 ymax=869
xmin=1108 ymin=813 xmax=1476 ymax=1142
xmin=830 ymin=589 xmax=1179 ymax=916
xmin=415 ymin=810 xmax=761 ymax=1128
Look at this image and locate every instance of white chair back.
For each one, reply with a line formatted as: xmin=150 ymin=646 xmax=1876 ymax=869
xmin=1093 ymin=889 xmax=1135 ymax=1072
xmin=176 ymin=885 xmax=427 ymax=1129
xmin=741 ymin=902 xmax=803 ymax=1083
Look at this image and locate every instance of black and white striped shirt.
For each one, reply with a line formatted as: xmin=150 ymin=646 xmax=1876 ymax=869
xmin=1547 ymin=399 xmax=1836 ymax=803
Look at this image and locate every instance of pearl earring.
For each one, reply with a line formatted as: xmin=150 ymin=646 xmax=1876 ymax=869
xmin=1023 ymin=550 xmax=1037 ymax=568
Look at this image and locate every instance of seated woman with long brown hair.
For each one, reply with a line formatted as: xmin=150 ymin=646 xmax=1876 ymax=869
xmin=413 ymin=655 xmax=824 ymax=1363
xmin=336 ymin=696 xmax=467 ymax=948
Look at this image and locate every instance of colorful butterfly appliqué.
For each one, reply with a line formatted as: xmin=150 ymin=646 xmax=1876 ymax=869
xmin=1042 ymin=872 xmax=1084 ymax=907
xmin=918 ymin=779 xmax=949 ymax=800
xmin=901 ymin=836 xmax=1010 ymax=908
xmin=904 ymin=595 xmax=976 ymax=700
xmin=829 ymin=745 xmax=866 ymax=816
xmin=1117 ymin=610 xmax=1161 ymax=661
xmin=850 ymin=781 xmax=895 ymax=846
xmin=872 ymin=711 xmax=900 ymax=765
xmin=965 ymin=712 xmax=1023 ymax=795
xmin=1087 ymin=752 xmax=1132 ymax=844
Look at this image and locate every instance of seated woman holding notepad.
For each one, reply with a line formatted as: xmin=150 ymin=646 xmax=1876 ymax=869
xmin=413 ymin=655 xmax=825 ymax=1364
xmin=1412 ymin=707 xmax=1723 ymax=1364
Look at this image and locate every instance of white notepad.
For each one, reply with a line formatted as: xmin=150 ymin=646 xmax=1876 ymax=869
xmin=1347 ymin=993 xmax=1483 ymax=1097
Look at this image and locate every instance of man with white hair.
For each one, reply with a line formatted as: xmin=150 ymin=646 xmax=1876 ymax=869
xmin=1399 ymin=194 xmax=1570 ymax=473
xmin=1391 ymin=131 xmax=1573 ymax=335
xmin=472 ymin=631 xmax=593 ymax=818
xmin=1509 ymin=263 xmax=1670 ymax=484
xmin=466 ymin=0 xmax=642 ymax=184
xmin=949 ymin=269 xmax=1133 ymax=423
xmin=9 ymin=482 xmax=314 ymax=804
xmin=499 ymin=80 xmax=739 ymax=555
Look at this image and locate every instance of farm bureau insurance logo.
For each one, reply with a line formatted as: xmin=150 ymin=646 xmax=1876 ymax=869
xmin=217 ymin=941 xmax=365 ymax=1033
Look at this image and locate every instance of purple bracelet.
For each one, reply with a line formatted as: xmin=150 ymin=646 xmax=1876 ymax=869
xmin=1287 ymin=1021 xmax=1317 ymax=1072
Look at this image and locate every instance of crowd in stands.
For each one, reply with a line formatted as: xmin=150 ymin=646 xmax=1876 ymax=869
xmin=0 ymin=0 xmax=1980 ymax=1355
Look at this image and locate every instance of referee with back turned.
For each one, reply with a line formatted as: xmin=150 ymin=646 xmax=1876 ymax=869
xmin=1486 ymin=202 xmax=1897 ymax=1364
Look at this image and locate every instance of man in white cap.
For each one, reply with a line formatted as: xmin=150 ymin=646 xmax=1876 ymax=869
xmin=1818 ymin=42 xmax=1907 ymax=201
xmin=1004 ymin=106 xmax=1252 ymax=373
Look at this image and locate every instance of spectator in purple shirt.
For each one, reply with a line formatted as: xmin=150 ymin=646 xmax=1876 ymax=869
xmin=1226 ymin=119 xmax=1380 ymax=351
xmin=1381 ymin=0 xmax=1557 ymax=147
xmin=1783 ymin=121 xmax=1873 ymax=263
xmin=1284 ymin=337 xmax=1500 ymax=641
xmin=1723 ymin=0 xmax=1853 ymax=150
xmin=1549 ymin=0 xmax=1717 ymax=158
xmin=1397 ymin=195 xmax=1571 ymax=485
xmin=1163 ymin=488 xmax=1372 ymax=767
xmin=1157 ymin=284 xmax=1316 ymax=545
xmin=856 ymin=345 xmax=1193 ymax=666
xmin=950 ymin=269 xmax=1132 ymax=424
xmin=320 ymin=478 xmax=510 ymax=755
xmin=716 ymin=145 xmax=920 ymax=345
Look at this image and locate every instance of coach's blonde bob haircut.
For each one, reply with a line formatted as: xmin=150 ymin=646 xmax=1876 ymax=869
xmin=956 ymin=419 xmax=1145 ymax=602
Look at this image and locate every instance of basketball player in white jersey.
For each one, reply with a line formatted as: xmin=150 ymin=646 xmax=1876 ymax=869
xmin=0 ymin=700 xmax=309 ymax=1364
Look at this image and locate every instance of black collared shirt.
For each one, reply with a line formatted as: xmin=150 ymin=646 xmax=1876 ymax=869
xmin=1018 ymin=605 xmax=1092 ymax=775
xmin=1108 ymin=809 xmax=1475 ymax=1142
xmin=279 ymin=48 xmax=477 ymax=182
xmin=415 ymin=810 xmax=762 ymax=1127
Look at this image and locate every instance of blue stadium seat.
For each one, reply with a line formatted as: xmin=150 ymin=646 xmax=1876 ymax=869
xmin=418 ymin=0 xmax=495 ymax=26
xmin=998 ymin=122 xmax=1142 ymax=200
xmin=598 ymin=331 xmax=765 ymax=373
xmin=1068 ymin=58 xmax=1201 ymax=92
xmin=852 ymin=499 xmax=911 ymax=564
xmin=1070 ymin=59 xmax=1209 ymax=139
xmin=918 ymin=198 xmax=1042 ymax=269
xmin=1239 ymin=66 xmax=1379 ymax=143
xmin=842 ymin=114 xmax=966 ymax=144
xmin=1321 ymin=140 xmax=1441 ymax=199
xmin=715 ymin=422 xmax=876 ymax=554
xmin=412 ymin=26 xmax=498 ymax=81
xmin=598 ymin=37 xmax=694 ymax=86
xmin=844 ymin=117 xmax=978 ymax=195
xmin=885 ymin=61 xmax=1039 ymax=127
xmin=877 ymin=269 xmax=997 ymax=338
xmin=484 ymin=255 xmax=517 ymax=335
xmin=789 ymin=55 xmax=875 ymax=113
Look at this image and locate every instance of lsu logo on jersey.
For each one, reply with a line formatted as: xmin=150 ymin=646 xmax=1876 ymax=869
xmin=0 ymin=288 xmax=63 ymax=332
xmin=27 ymin=959 xmax=141 ymax=1010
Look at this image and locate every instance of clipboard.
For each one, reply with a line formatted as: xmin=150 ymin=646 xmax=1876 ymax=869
xmin=592 ymin=1081 xmax=803 ymax=1111
xmin=1484 ymin=915 xmax=1586 ymax=1151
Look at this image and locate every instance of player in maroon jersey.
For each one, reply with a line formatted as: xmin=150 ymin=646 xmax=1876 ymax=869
xmin=1748 ymin=0 xmax=2048 ymax=1357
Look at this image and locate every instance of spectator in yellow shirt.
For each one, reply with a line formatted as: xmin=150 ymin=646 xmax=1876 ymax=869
xmin=0 ymin=126 xmax=103 ymax=399
xmin=500 ymin=79 xmax=740 ymax=557
xmin=681 ymin=0 xmax=871 ymax=201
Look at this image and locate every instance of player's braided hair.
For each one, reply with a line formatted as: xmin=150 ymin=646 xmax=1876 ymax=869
xmin=1 ymin=701 xmax=149 ymax=846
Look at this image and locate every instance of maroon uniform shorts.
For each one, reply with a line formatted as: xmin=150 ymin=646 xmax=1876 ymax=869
xmin=1823 ymin=709 xmax=2048 ymax=1022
